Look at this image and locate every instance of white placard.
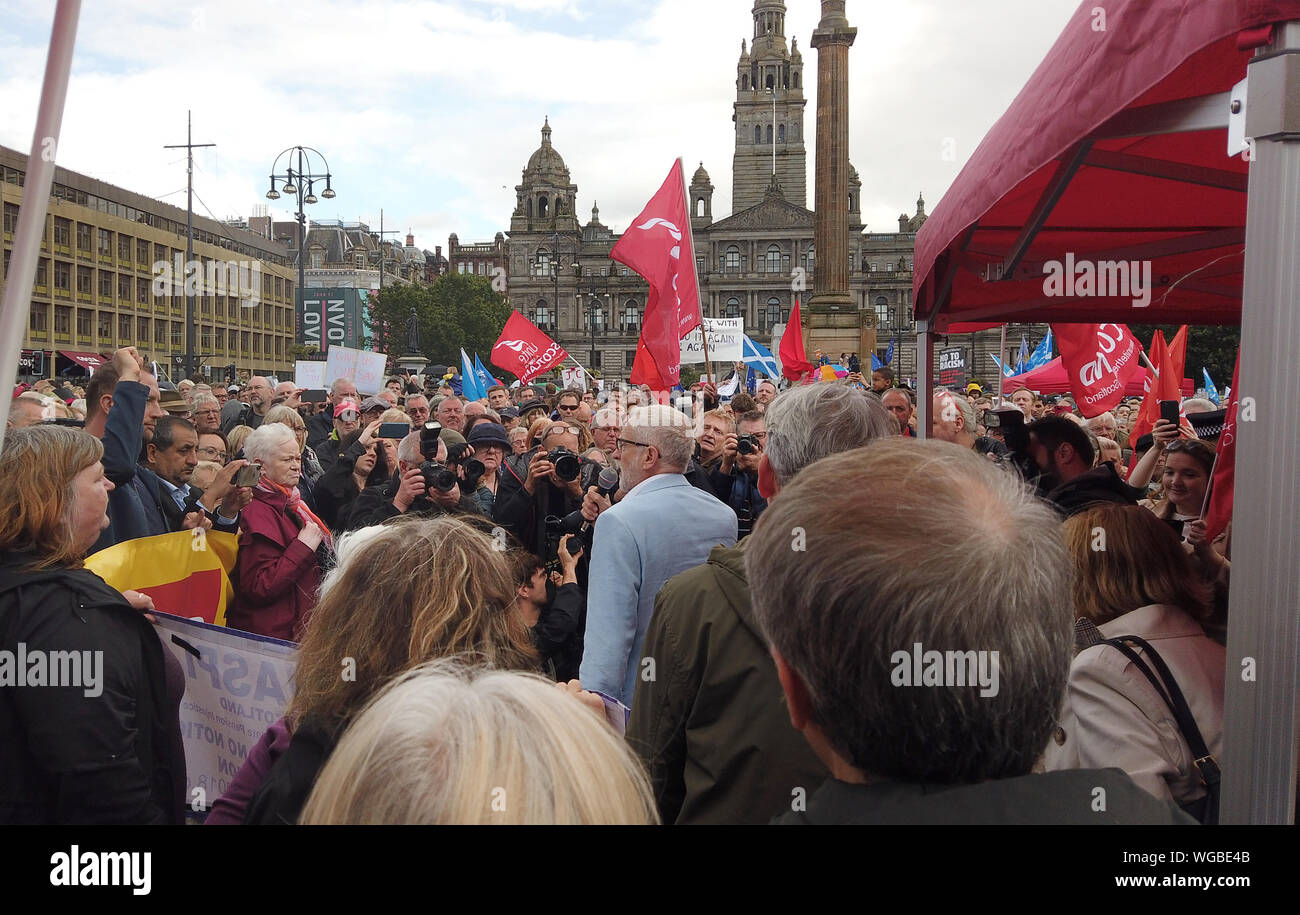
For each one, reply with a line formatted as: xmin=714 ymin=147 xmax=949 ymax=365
xmin=681 ymin=318 xmax=744 ymax=364
xmin=294 ymin=361 xmax=326 ymax=390
xmin=561 ymin=365 xmax=586 ymax=391
xmin=324 ymin=345 xmax=389 ymax=394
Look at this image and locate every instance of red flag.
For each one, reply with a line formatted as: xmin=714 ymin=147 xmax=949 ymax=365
xmin=1204 ymin=349 xmax=1241 ymax=540
xmin=490 ymin=310 xmax=568 ymax=384
xmin=629 ymin=336 xmax=671 ymax=391
xmin=1129 ymin=325 xmax=1189 ymax=456
xmin=609 ymin=160 xmax=702 ymax=387
xmin=780 ymin=299 xmax=813 ymax=382
xmin=1051 ymin=323 xmax=1144 ymax=418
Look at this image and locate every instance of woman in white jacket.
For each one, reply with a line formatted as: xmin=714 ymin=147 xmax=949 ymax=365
xmin=1044 ymin=504 xmax=1224 ymax=813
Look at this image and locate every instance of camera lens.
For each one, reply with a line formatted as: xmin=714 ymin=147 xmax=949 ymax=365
xmin=737 ymin=436 xmax=757 ymax=455
xmin=553 ymin=453 xmax=580 ymax=481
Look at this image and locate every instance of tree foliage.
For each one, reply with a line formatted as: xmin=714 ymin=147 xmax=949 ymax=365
xmin=363 ymin=274 xmax=512 ymax=369
xmin=1128 ymin=324 xmax=1240 ymax=387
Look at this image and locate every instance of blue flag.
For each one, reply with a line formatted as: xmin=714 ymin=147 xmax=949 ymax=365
xmin=1024 ymin=329 xmax=1054 ymax=372
xmin=1013 ymin=334 xmax=1030 ymax=375
xmin=741 ymin=334 xmax=780 ymax=379
xmin=870 ymin=352 xmax=884 ymax=372
xmin=473 ymin=353 xmax=494 ymax=397
xmin=746 ymin=364 xmax=757 ymax=395
xmin=1202 ymin=368 xmax=1221 ymax=405
xmin=885 ymin=336 xmax=895 ymax=366
xmin=460 ymin=349 xmax=484 ymax=401
xmin=989 ymin=354 xmax=1015 ymax=378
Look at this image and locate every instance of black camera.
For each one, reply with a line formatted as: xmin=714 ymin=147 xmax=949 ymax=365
xmin=544 ymin=447 xmax=581 ymax=482
xmin=737 ymin=433 xmax=761 ymax=456
xmin=983 ymin=407 xmax=1028 ymax=452
xmin=446 ymin=442 xmax=486 ymax=485
xmin=418 ymin=422 xmax=457 ymax=492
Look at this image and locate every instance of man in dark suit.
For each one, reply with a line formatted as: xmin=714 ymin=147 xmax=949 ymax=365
xmin=143 ymin=416 xmax=251 ymax=534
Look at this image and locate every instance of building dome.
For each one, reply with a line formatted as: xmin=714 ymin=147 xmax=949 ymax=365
xmin=524 ymin=117 xmax=571 ymax=181
xmin=692 ymin=162 xmax=711 ymax=185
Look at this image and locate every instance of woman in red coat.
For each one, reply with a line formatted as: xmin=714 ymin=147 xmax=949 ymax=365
xmin=230 ymin=423 xmax=328 ymax=641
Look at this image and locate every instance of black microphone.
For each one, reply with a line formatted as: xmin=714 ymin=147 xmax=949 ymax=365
xmin=579 ymin=467 xmax=621 ymax=535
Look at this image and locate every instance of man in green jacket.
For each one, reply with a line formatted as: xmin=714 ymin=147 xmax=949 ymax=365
xmin=626 ymin=384 xmax=896 ymax=824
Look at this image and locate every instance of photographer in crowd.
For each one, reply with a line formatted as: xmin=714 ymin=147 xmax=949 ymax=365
xmin=507 ymin=534 xmax=585 ymax=682
xmin=493 ymin=422 xmax=595 ymax=560
xmin=707 ymin=410 xmax=768 ymax=539
xmin=349 ymin=423 xmax=481 ymax=527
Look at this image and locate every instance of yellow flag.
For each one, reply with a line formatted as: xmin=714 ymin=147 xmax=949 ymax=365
xmin=86 ymin=529 xmax=238 ymax=627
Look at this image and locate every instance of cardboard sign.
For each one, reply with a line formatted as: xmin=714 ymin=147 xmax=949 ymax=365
xmin=294 ymin=361 xmax=326 ymax=390
xmin=681 ymin=318 xmax=744 ymax=364
xmin=324 ymin=345 xmax=389 ymax=394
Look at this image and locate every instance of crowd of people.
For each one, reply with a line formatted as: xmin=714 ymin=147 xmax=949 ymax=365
xmin=2 ymin=347 xmax=1246 ymax=825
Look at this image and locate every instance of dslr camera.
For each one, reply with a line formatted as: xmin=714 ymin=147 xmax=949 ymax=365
xmin=418 ymin=422 xmax=458 ymax=493
xmin=736 ymin=433 xmax=761 ymax=456
xmin=983 ymin=407 xmax=1041 ymax=486
xmin=445 ymin=442 xmax=486 ymax=488
xmin=543 ymin=446 xmax=581 ymax=482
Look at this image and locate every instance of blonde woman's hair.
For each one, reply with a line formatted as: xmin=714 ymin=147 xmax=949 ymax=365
xmin=379 ymin=408 xmax=411 ymax=425
xmin=0 ymin=425 xmax=104 ymax=569
xmin=263 ymin=404 xmax=306 ymax=432
xmin=226 ymin=424 xmax=254 ymax=457
xmin=287 ymin=516 xmax=538 ymax=732
xmin=300 ymin=659 xmax=658 ymax=825
xmin=1064 ymin=504 xmax=1212 ymax=623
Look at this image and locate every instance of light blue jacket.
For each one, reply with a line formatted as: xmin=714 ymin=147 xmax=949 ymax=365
xmin=579 ymin=473 xmax=738 ymax=706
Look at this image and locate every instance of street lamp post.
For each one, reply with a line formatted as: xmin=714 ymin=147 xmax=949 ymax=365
xmin=581 ymin=261 xmax=613 ymax=380
xmin=535 ymin=228 xmax=579 ymax=345
xmin=266 ymin=146 xmax=336 ymax=360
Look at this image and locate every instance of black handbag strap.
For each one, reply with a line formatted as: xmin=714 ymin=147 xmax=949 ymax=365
xmin=1102 ymin=635 xmax=1221 ymax=797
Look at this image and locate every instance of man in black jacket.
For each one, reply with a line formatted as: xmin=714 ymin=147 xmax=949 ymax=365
xmin=348 ymin=428 xmax=479 ymax=527
xmin=507 ymin=539 xmax=584 ymax=682
xmin=305 ymin=377 xmax=358 ymax=452
xmin=1028 ymin=415 xmax=1141 ymax=516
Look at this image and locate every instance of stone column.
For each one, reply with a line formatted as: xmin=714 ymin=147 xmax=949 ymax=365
xmin=807 ymin=2 xmax=866 ymax=358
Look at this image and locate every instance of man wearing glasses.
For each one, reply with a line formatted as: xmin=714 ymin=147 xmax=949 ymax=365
xmin=578 ymin=404 xmax=737 ymax=707
xmin=405 ymin=394 xmax=431 ymax=425
xmin=191 ymin=394 xmax=222 ymax=435
xmin=220 ymin=375 xmax=274 ymax=435
xmin=708 ymin=411 xmax=768 ymax=539
xmin=556 ymin=389 xmax=582 ymax=418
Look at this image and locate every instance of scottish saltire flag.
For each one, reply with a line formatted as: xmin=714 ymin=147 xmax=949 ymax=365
xmin=1024 ymin=329 xmax=1054 ymax=372
xmin=742 ymin=334 xmax=780 ymax=379
xmin=473 ymin=353 xmax=494 ymax=397
xmin=989 ymin=354 xmax=1015 ymax=377
xmin=1203 ymin=368 xmax=1220 ymax=405
xmin=460 ymin=349 xmax=484 ymax=401
xmin=885 ymin=336 xmax=896 ymax=366
xmin=1013 ymin=334 xmax=1030 ymax=374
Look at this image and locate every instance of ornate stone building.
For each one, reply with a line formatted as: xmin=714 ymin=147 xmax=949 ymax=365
xmin=500 ymin=0 xmax=945 ymax=384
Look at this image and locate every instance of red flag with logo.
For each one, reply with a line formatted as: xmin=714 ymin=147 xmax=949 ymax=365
xmin=491 ymin=311 xmax=568 ymax=384
xmin=1129 ymin=325 xmax=1188 ymax=454
xmin=780 ymin=298 xmax=813 ymax=382
xmin=629 ymin=337 xmax=672 ymax=391
xmin=1051 ymin=323 xmax=1144 ymax=418
xmin=1204 ymin=348 xmax=1240 ymax=541
xmin=610 ymin=160 xmax=702 ymax=387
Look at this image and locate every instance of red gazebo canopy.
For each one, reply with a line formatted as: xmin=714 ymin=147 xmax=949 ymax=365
xmin=1002 ymin=356 xmax=1193 ymax=396
xmin=913 ymin=0 xmax=1300 ymax=332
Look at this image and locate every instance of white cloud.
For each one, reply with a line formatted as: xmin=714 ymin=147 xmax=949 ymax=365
xmin=0 ymin=0 xmax=1079 ymax=252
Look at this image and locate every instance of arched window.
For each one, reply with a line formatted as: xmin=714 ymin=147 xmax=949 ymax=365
xmin=538 ymin=196 xmax=549 ymax=218
xmin=534 ymin=247 xmax=550 ymax=277
xmin=765 ymin=296 xmax=781 ymax=329
xmin=724 ymin=245 xmax=740 ymax=273
xmin=778 ymin=124 xmax=785 ymax=142
xmin=535 ymin=299 xmax=552 ymax=329
xmin=874 ymin=295 xmax=891 ymax=327
xmin=725 ymin=297 xmax=742 ymax=319
xmin=766 ymin=124 xmax=773 ymax=143
xmin=766 ymin=72 xmax=775 ymax=90
xmin=588 ymin=299 xmax=605 ymax=332
xmin=754 ymin=125 xmax=761 ymax=144
xmin=802 ymin=244 xmax=815 ymax=272
xmin=696 ymin=198 xmax=705 ymax=218
xmin=624 ymin=299 xmax=641 ymax=331
xmin=764 ymin=244 xmax=781 ymax=274
xmin=792 ymin=71 xmax=800 ymax=89
xmin=742 ymin=75 xmax=750 ymax=91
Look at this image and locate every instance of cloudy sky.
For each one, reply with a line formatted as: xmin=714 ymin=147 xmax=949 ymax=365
xmin=0 ymin=0 xmax=1080 ymax=250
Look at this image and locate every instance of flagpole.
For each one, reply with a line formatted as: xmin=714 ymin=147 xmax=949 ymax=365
xmin=567 ymin=354 xmax=599 ymax=386
xmin=1199 ymin=447 xmax=1221 ymax=519
xmin=677 ymin=158 xmax=713 ymax=386
xmin=995 ymin=324 xmax=1007 ymax=402
xmin=0 ymin=0 xmax=80 ymax=456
